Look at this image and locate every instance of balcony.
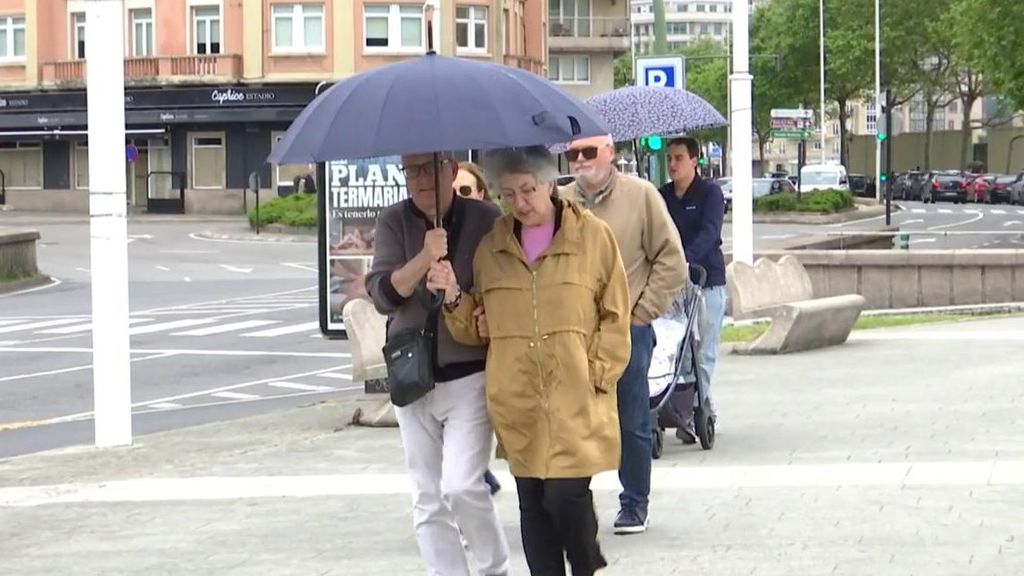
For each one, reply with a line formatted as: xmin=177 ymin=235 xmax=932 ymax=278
xmin=548 ymin=17 xmax=630 ymax=53
xmin=504 ymin=54 xmax=546 ymax=77
xmin=40 ymin=54 xmax=243 ymax=88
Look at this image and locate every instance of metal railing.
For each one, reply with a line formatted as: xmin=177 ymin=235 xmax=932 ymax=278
xmin=548 ymin=16 xmax=630 ymax=38
xmin=503 ymin=54 xmax=546 ymax=76
xmin=41 ymin=54 xmax=243 ymax=85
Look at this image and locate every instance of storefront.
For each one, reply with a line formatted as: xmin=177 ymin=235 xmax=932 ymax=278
xmin=0 ymin=84 xmax=320 ymax=214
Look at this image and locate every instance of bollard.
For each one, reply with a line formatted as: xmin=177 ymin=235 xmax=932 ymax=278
xmin=899 ymin=232 xmax=909 ymax=250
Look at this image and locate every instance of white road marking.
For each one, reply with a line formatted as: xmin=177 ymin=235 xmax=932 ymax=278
xmin=851 ymin=330 xmax=1024 ymax=341
xmin=160 ymin=250 xmax=218 ymax=254
xmin=219 ymin=265 xmax=253 ymax=274
xmin=0 ymin=347 xmax=350 ymax=359
xmin=210 ymin=391 xmax=261 ymax=400
xmin=901 ymin=219 xmax=924 ymax=224
xmin=155 ymin=266 xmax=171 ymax=271
xmin=991 ymin=209 xmax=1007 ymax=214
xmin=128 ymin=318 xmax=218 ymax=335
xmin=0 ymin=276 xmax=62 ymax=298
xmin=128 ymin=234 xmax=153 ymax=240
xmin=1003 ymin=220 xmax=1022 ymax=227
xmin=75 ymin=267 xmax=90 ymax=272
xmin=938 ymin=209 xmax=953 ymax=214
xmin=1018 ymin=209 xmax=1024 ymax=214
xmin=267 ymin=381 xmax=336 ymax=392
xmin=281 ymin=262 xmax=318 ymax=273
xmin=183 ymin=277 xmax=191 ymax=283
xmin=147 ymin=402 xmax=183 ymax=410
xmin=910 ymin=238 xmax=936 ymax=244
xmin=38 ymin=318 xmax=154 ymax=335
xmin=0 ymin=318 xmax=85 ymax=334
xmin=0 ymin=320 xmax=24 ymax=327
xmin=927 ymin=210 xmax=985 ymax=230
xmin=760 ymin=234 xmax=796 ymax=239
xmin=134 ymin=286 xmax=316 ymax=314
xmin=171 ymin=320 xmax=279 ymax=336
xmin=4 ymin=460 xmax=1023 ymax=506
xmin=316 ymin=371 xmax=353 ymax=381
xmin=0 ymin=353 xmax=174 ymax=384
xmin=243 ymin=321 xmax=320 ymax=337
xmin=911 ymin=208 xmax=926 ymax=213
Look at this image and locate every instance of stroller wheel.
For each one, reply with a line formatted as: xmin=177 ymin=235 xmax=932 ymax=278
xmin=694 ymin=406 xmax=716 ymax=450
xmin=652 ymin=428 xmax=664 ymax=459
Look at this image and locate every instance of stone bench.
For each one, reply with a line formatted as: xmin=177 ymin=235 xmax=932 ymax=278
xmin=341 ymin=298 xmax=396 ymax=427
xmin=726 ymin=255 xmax=866 ymax=354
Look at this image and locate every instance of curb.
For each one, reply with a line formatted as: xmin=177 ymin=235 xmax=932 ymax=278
xmin=193 ymin=230 xmax=317 ymax=243
xmin=724 ymin=301 xmax=1024 ymax=327
xmin=0 ymin=275 xmax=51 ymax=295
xmin=725 ymin=204 xmax=898 ymax=225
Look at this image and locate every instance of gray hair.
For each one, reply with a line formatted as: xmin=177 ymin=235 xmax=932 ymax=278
xmin=481 ymin=146 xmax=560 ymax=188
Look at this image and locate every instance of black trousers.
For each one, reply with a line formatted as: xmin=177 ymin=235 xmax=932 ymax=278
xmin=515 ymin=476 xmax=607 ymax=576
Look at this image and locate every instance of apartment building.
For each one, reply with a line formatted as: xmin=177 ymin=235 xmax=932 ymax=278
xmin=630 ymin=0 xmax=765 ymax=54
xmin=0 ymin=0 xmax=545 ymax=213
xmin=547 ymin=0 xmax=629 ymax=100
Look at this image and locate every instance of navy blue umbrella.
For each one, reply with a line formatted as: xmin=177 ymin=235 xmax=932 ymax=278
xmin=267 ymin=52 xmax=610 ymax=165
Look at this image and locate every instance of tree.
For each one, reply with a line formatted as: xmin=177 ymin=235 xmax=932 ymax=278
xmin=613 ymin=54 xmax=632 ymax=89
xmin=950 ymin=0 xmax=1024 ymax=110
xmin=822 ymin=0 xmax=876 ymax=167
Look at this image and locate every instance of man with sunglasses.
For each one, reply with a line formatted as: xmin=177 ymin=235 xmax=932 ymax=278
xmin=562 ymin=135 xmax=687 ymax=535
xmin=365 ymin=152 xmax=511 ymax=576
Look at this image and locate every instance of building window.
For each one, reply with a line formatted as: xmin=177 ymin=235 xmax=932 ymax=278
xmin=72 ymin=12 xmax=86 ymax=59
xmin=192 ymin=6 xmax=222 ymax=55
xmin=948 ymin=119 xmax=956 ymax=130
xmin=0 ymin=15 xmax=26 ymax=61
xmin=866 ymin=103 xmax=877 ymax=135
xmin=455 ymin=5 xmax=487 ymax=51
xmin=364 ymin=4 xmax=425 ymax=51
xmin=74 ymin=143 xmax=89 ymax=190
xmin=191 ymin=134 xmax=225 ymax=189
xmin=832 ymin=141 xmax=840 ymax=156
xmin=548 ymin=54 xmax=589 ymax=84
xmin=699 ymin=23 xmax=709 ymax=34
xmin=696 ymin=3 xmax=706 ymax=12
xmin=550 ymin=0 xmax=591 ymax=37
xmin=273 ymin=133 xmax=312 ymax=189
xmin=272 ymin=3 xmax=325 ymax=53
xmin=131 ymin=8 xmax=154 ymax=57
xmin=713 ymin=22 xmax=724 ymax=36
xmin=0 ymin=142 xmax=42 ymax=189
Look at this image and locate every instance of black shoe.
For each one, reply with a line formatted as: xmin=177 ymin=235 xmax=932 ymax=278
xmin=613 ymin=506 xmax=649 ymax=534
xmin=484 ymin=470 xmax=501 ymax=495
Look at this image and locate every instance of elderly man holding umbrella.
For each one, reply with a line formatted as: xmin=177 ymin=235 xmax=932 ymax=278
xmin=268 ymin=18 xmax=612 ymax=572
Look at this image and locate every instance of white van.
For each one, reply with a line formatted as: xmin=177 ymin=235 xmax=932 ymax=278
xmin=799 ymin=164 xmax=849 ymax=193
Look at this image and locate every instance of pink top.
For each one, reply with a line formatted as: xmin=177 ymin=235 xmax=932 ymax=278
xmin=520 ymin=218 xmax=556 ymax=264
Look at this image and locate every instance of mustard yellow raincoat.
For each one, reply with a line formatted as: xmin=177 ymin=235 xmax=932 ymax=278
xmin=445 ymin=198 xmax=631 ymax=479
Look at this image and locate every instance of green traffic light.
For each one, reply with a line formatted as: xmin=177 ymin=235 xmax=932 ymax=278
xmin=648 ymin=135 xmax=664 ymax=151
xmin=880 ymin=173 xmax=888 ymax=182
xmin=699 ymin=157 xmax=707 ymax=166
xmin=877 ymin=132 xmax=888 ymax=142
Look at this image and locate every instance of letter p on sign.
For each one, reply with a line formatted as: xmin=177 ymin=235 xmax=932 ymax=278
xmin=636 ymin=56 xmax=685 ymax=90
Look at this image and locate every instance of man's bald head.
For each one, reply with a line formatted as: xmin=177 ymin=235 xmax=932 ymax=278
xmin=566 ymin=134 xmax=616 ymax=190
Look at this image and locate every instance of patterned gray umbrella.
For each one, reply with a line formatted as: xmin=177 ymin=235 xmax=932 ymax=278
xmin=583 ymin=85 xmax=727 ymax=144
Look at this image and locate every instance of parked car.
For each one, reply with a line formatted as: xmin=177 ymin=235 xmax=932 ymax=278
xmin=988 ymin=174 xmax=1019 ymax=204
xmin=965 ymin=174 xmax=995 ymax=203
xmin=717 ymin=177 xmax=732 ymax=213
xmin=848 ymin=173 xmax=871 ymax=197
xmin=799 ymin=164 xmax=850 ymax=193
xmin=923 ymin=172 xmax=968 ymax=204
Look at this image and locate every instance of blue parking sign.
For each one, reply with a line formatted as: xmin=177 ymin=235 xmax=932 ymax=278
xmin=636 ymin=56 xmax=685 ymax=90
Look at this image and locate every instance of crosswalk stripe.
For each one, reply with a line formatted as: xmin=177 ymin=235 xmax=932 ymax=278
xmin=210 ymin=391 xmax=261 ymax=400
xmin=938 ymin=209 xmax=952 ymax=214
xmin=911 ymin=209 xmax=926 ymax=213
xmin=0 ymin=320 xmax=26 ymax=327
xmin=316 ymin=372 xmax=352 ymax=381
xmin=992 ymin=209 xmax=1007 ymax=214
xmin=0 ymin=318 xmax=85 ymax=334
xmin=171 ymin=320 xmax=280 ymax=336
xmin=129 ymin=318 xmax=219 ymax=336
xmin=38 ymin=318 xmax=154 ymax=335
xmin=267 ymin=381 xmax=336 ymax=392
xmin=148 ymin=402 xmax=183 ymax=409
xmin=242 ymin=322 xmax=320 ymax=337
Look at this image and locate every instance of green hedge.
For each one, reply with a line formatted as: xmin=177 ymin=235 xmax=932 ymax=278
xmin=754 ymin=189 xmax=854 ymax=214
xmin=248 ymin=193 xmax=317 ymax=228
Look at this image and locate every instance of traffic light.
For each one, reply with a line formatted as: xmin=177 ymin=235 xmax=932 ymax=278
xmin=877 ymin=130 xmax=888 ymax=142
xmin=640 ymin=135 xmax=664 ymax=152
xmin=880 ymin=172 xmax=888 ymax=182
xmin=698 ymin=155 xmax=707 ymax=166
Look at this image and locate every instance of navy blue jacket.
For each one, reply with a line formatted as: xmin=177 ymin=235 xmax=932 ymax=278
xmin=658 ymin=176 xmax=726 ymax=287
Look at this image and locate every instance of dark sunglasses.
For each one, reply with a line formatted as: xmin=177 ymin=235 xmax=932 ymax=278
xmin=565 ymin=147 xmax=599 ymax=162
xmin=457 ymin=185 xmax=475 ymax=197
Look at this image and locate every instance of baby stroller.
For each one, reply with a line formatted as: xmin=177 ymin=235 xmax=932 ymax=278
xmin=648 ymin=265 xmax=715 ymax=457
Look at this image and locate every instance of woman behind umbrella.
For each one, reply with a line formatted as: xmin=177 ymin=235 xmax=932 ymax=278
xmin=427 ymin=146 xmax=632 ymax=576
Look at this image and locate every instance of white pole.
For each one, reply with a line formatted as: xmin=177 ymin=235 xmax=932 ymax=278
xmin=819 ymin=0 xmax=826 ymax=162
xmin=87 ymin=0 xmax=132 ymax=447
xmin=873 ymin=0 xmax=882 ymax=199
xmin=730 ymin=0 xmax=754 ymax=265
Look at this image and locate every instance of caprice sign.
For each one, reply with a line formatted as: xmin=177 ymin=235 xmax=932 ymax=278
xmin=210 ymin=89 xmax=278 ymax=105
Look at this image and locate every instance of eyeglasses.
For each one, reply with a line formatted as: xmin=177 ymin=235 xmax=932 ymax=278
xmin=457 ymin=185 xmax=475 ymax=197
xmin=565 ymin=146 xmax=601 ymax=162
xmin=401 ymin=159 xmax=450 ymax=179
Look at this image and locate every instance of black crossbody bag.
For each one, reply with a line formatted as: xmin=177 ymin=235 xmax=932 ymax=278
xmin=382 ymin=201 xmax=463 ymax=408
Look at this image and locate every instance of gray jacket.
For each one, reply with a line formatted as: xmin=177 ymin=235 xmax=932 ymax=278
xmin=365 ymin=194 xmax=501 ymax=381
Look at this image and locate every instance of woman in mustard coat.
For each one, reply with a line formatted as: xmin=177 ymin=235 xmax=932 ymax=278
xmin=427 ymin=146 xmax=631 ymax=576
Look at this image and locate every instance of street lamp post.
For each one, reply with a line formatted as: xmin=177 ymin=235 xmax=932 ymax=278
xmin=730 ymin=0 xmax=754 ymax=265
xmin=874 ymin=0 xmax=882 ymax=201
xmin=88 ymin=0 xmax=132 ymax=447
xmin=819 ymin=0 xmax=827 ymax=162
